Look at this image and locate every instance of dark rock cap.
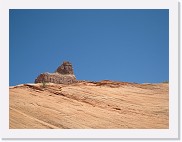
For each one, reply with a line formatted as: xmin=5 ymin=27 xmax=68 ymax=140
xmin=56 ymin=61 xmax=74 ymax=75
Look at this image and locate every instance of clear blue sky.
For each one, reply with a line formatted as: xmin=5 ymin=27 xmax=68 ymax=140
xmin=10 ymin=9 xmax=169 ymax=86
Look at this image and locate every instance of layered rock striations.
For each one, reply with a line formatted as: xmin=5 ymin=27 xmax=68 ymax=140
xmin=10 ymin=81 xmax=169 ymax=129
xmin=35 ymin=61 xmax=76 ymax=84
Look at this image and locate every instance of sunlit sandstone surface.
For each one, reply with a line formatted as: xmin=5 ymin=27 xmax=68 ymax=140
xmin=10 ymin=80 xmax=168 ymax=129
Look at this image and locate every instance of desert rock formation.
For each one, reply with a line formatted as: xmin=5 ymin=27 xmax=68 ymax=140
xmin=35 ymin=61 xmax=76 ymax=84
xmin=56 ymin=61 xmax=74 ymax=74
xmin=10 ymin=81 xmax=169 ymax=129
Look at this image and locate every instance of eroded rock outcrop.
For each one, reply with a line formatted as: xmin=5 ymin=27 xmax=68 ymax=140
xmin=56 ymin=61 xmax=74 ymax=74
xmin=35 ymin=61 xmax=76 ymax=84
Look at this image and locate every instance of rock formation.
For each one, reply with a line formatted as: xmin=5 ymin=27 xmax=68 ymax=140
xmin=10 ymin=81 xmax=169 ymax=129
xmin=56 ymin=61 xmax=74 ymax=74
xmin=35 ymin=61 xmax=76 ymax=84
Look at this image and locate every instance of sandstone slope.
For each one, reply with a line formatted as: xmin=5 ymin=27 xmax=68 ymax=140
xmin=9 ymin=80 xmax=169 ymax=129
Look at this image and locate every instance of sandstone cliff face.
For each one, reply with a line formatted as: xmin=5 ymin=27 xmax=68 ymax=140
xmin=35 ymin=61 xmax=76 ymax=84
xmin=9 ymin=81 xmax=169 ymax=129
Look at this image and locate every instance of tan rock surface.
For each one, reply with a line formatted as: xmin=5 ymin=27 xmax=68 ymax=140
xmin=9 ymin=81 xmax=168 ymax=129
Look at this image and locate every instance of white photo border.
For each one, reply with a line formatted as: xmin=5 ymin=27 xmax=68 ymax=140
xmin=0 ymin=0 xmax=179 ymax=139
